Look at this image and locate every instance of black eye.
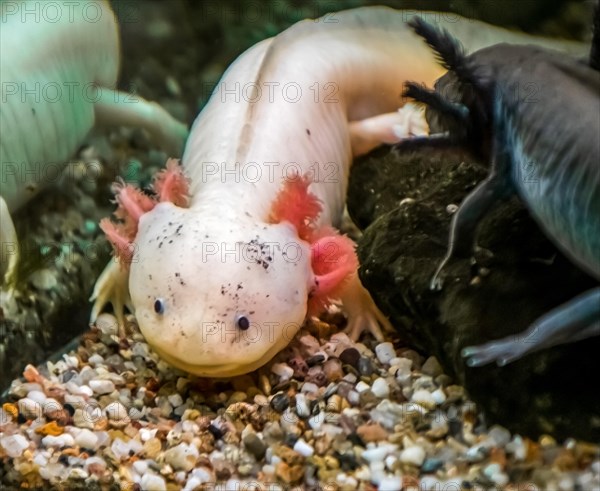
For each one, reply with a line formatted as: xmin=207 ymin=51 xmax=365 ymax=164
xmin=236 ymin=315 xmax=250 ymax=331
xmin=154 ymin=298 xmax=165 ymax=315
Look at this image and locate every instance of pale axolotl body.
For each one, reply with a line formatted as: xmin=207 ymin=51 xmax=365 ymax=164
xmin=401 ymin=18 xmax=599 ymax=366
xmin=93 ymin=7 xmax=587 ymax=376
xmin=0 ymin=0 xmax=188 ymax=284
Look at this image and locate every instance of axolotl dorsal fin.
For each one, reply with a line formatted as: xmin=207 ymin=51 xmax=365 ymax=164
xmin=268 ymin=173 xmax=358 ymax=316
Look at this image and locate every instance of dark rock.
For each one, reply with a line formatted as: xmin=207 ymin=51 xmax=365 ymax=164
xmin=347 ymin=145 xmax=600 ymax=441
xmin=270 ymin=393 xmax=290 ymax=413
xmin=357 ymin=357 xmax=374 ymax=376
xmin=243 ymin=433 xmax=267 ymax=459
xmin=339 ymin=348 xmax=361 ymax=366
xmin=422 ymin=458 xmax=444 ymax=473
xmin=306 ymin=354 xmax=325 ymax=367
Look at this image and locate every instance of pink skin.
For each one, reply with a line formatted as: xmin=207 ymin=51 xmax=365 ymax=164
xmin=309 ymin=232 xmax=358 ymax=316
xmin=102 ymin=159 xmax=190 ymax=265
xmin=153 ymin=158 xmax=192 ymax=207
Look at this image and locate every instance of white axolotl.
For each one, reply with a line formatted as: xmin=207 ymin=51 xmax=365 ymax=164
xmin=0 ymin=0 xmax=188 ymax=285
xmin=92 ymin=7 xmax=585 ymax=377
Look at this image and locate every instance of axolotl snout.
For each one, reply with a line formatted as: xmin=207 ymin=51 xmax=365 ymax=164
xmin=92 ymin=7 xmax=587 ymax=377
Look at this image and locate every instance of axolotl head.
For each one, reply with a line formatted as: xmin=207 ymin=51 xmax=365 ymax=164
xmin=129 ymin=202 xmax=315 ymax=376
xmin=102 ymin=167 xmax=357 ymax=377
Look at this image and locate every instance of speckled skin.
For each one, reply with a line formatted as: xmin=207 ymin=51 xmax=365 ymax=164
xmin=93 ymin=7 xmax=587 ymax=377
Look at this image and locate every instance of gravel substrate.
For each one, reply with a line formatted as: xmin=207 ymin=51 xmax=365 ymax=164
xmin=1 ymin=313 xmax=598 ymax=490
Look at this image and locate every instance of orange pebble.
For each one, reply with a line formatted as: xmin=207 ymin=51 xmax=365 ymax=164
xmin=490 ymin=447 xmax=507 ymax=469
xmin=34 ymin=421 xmax=64 ymax=436
xmin=2 ymin=403 xmax=18 ymax=419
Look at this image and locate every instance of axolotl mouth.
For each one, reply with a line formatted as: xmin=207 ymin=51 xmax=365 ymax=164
xmin=129 ymin=202 xmax=314 ymax=377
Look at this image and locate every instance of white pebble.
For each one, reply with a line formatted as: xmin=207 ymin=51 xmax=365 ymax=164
xmin=42 ymin=398 xmax=63 ymax=416
xmin=400 ymin=445 xmax=426 ymax=466
xmin=168 ymin=393 xmax=184 ymax=407
xmin=133 ymin=459 xmax=149 ymax=475
xmin=95 ymin=313 xmax=119 ymax=335
xmin=68 ymin=468 xmax=89 ymax=480
xmin=355 ymin=381 xmax=371 ymax=393
xmin=18 ymin=398 xmax=43 ymax=419
xmin=271 ymin=363 xmax=294 ymax=380
xmin=87 ymin=354 xmax=105 ymax=366
xmin=105 ymin=401 xmax=129 ymax=423
xmin=84 ymin=456 xmax=107 ymax=474
xmin=158 ymin=398 xmax=173 ymax=417
xmin=378 ymin=475 xmax=402 ymax=490
xmin=190 ymin=466 xmax=215 ymax=482
xmin=111 ymin=438 xmax=132 ymax=460
xmin=506 ymin=435 xmax=526 ymax=460
xmin=42 ymin=434 xmax=75 ymax=448
xmin=371 ymin=378 xmax=390 ymax=398
xmin=1 ymin=434 xmax=29 ymax=457
xmin=30 ymin=269 xmax=57 ymax=290
xmin=301 ymin=382 xmax=319 ymax=394
xmin=164 ymin=442 xmax=199 ymax=471
xmin=375 ymin=342 xmax=396 ymax=364
xmin=39 ymin=463 xmax=67 ymax=481
xmin=431 ymin=388 xmax=446 ymax=405
xmin=342 ymin=373 xmax=358 ymax=384
xmin=33 ymin=452 xmax=49 ymax=467
xmin=354 ymin=465 xmax=371 ymax=481
xmin=67 ymin=383 xmax=93 ymax=397
xmin=74 ymin=429 xmax=99 ymax=449
xmin=293 ymin=438 xmax=314 ymax=457
xmin=394 ymin=362 xmax=413 ymax=386
xmin=89 ymin=379 xmax=115 ymax=395
xmin=361 ymin=444 xmax=397 ymax=463
xmin=491 ymin=472 xmax=509 ymax=487
xmin=347 ymin=390 xmax=360 ymax=406
xmin=295 ymin=393 xmax=311 ymax=418
xmin=63 ymin=355 xmax=79 ymax=368
xmin=411 ymin=389 xmax=436 ymax=409
xmin=308 ymin=413 xmax=323 ymax=430
xmin=140 ymin=427 xmax=158 ymax=442
xmin=183 ymin=477 xmax=202 ymax=491
xmin=140 ymin=472 xmax=167 ymax=491
xmin=466 ymin=445 xmax=486 ymax=462
xmin=384 ymin=454 xmax=398 ymax=470
xmin=488 ymin=425 xmax=511 ymax=447
xmin=27 ymin=390 xmax=47 ymax=403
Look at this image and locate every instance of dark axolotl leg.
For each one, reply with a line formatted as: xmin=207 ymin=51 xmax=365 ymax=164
xmin=430 ymin=147 xmax=513 ymax=290
xmin=462 ymin=287 xmax=600 ymax=366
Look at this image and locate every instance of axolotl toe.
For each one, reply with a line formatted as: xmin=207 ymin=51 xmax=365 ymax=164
xmin=92 ymin=7 xmax=588 ymax=376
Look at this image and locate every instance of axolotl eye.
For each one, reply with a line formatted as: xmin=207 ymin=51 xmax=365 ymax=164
xmin=154 ymin=298 xmax=166 ymax=315
xmin=235 ymin=315 xmax=250 ymax=331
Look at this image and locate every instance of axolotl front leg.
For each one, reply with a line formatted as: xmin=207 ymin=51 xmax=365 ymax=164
xmin=463 ymin=288 xmax=600 ymax=366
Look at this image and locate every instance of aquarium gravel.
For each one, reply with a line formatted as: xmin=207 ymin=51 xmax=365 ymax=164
xmin=1 ymin=313 xmax=598 ymax=490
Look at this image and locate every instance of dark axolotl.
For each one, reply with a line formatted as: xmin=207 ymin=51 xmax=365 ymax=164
xmin=398 ymin=16 xmax=600 ymax=366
